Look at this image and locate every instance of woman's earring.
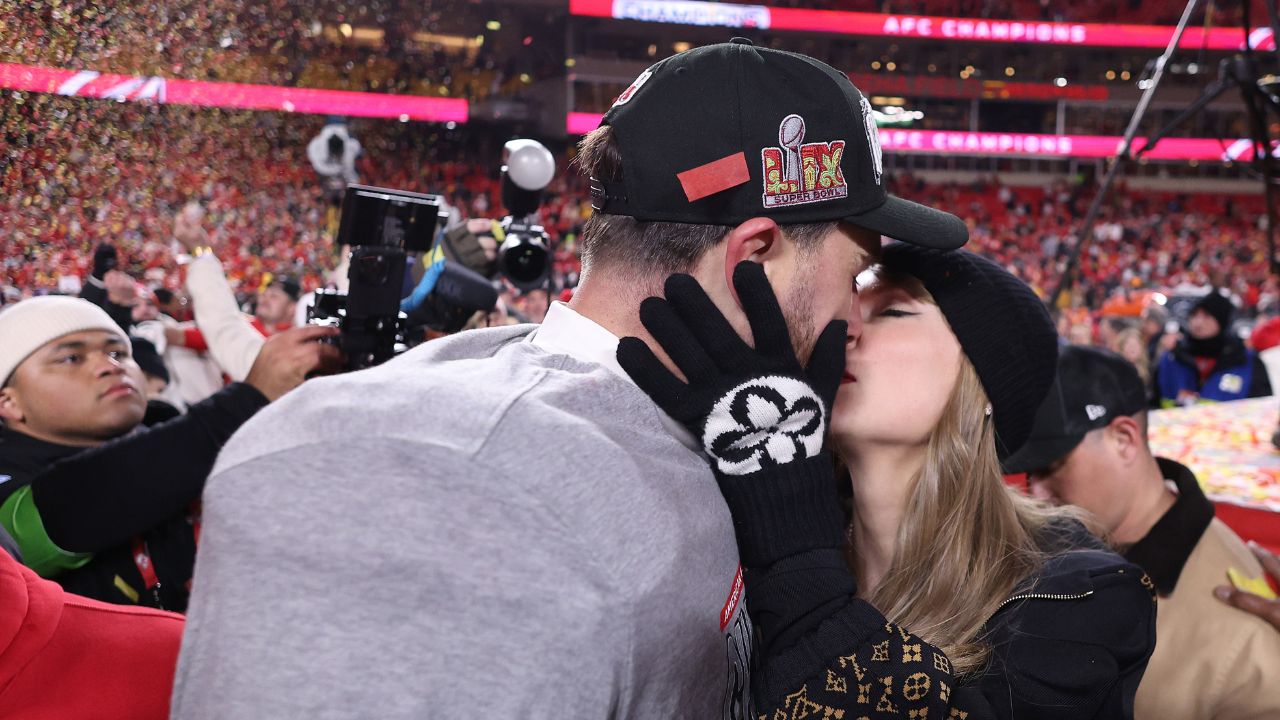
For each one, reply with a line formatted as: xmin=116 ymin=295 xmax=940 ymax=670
xmin=984 ymin=403 xmax=993 ymax=417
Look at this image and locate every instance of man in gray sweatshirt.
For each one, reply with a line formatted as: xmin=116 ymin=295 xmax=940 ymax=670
xmin=172 ymin=40 xmax=967 ymax=719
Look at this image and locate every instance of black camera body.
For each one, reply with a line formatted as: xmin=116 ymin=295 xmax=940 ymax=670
xmin=498 ymin=215 xmax=552 ymax=291
xmin=310 ymin=185 xmax=447 ymax=371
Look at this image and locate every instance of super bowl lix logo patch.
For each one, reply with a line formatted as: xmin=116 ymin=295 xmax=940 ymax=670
xmin=761 ymin=114 xmax=847 ymax=209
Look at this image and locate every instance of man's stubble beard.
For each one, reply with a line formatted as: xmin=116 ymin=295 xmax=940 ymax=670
xmin=782 ymin=278 xmax=818 ymax=366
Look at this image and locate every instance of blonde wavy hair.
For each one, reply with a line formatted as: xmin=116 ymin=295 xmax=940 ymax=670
xmin=843 ymin=277 xmax=1084 ymax=678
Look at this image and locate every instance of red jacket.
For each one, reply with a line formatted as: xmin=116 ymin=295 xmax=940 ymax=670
xmin=0 ymin=550 xmax=183 ymax=719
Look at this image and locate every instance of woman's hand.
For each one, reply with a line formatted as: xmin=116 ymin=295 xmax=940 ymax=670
xmin=617 ymin=261 xmax=847 ymax=476
xmin=617 ymin=261 xmax=848 ymax=569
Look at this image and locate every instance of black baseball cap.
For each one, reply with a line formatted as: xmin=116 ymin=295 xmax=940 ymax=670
xmin=1002 ymin=344 xmax=1149 ymax=474
xmin=591 ymin=39 xmax=968 ymax=249
xmin=269 ymin=275 xmax=302 ymax=302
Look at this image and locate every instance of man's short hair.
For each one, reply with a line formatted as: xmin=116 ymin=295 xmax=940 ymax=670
xmin=574 ymin=126 xmax=834 ymax=278
xmin=269 ymin=276 xmax=302 ymax=302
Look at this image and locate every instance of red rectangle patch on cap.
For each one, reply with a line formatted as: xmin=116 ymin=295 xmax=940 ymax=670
xmin=677 ymin=152 xmax=750 ymax=203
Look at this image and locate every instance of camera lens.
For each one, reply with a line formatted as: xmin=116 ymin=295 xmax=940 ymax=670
xmin=503 ymin=242 xmax=547 ymax=284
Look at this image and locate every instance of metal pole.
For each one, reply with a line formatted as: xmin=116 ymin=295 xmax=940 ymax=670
xmin=1049 ymin=0 xmax=1204 ymax=308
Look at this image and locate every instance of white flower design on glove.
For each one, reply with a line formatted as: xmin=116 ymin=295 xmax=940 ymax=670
xmin=702 ymin=376 xmax=827 ymax=476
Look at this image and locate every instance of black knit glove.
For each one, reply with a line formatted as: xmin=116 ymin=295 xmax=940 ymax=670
xmin=91 ymin=244 xmax=118 ymax=280
xmin=617 ymin=262 xmax=848 ymax=568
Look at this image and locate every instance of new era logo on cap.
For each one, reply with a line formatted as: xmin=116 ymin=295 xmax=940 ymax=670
xmin=1002 ymin=345 xmax=1150 ymax=475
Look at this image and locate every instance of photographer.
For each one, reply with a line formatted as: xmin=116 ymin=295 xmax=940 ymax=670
xmin=0 ymin=296 xmax=340 ymax=611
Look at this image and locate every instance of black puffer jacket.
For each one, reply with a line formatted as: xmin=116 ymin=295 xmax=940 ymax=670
xmin=955 ymin=526 xmax=1157 ymax=719
xmin=751 ymin=520 xmax=1156 ymax=720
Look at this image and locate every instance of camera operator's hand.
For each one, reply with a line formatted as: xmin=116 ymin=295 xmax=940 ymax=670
xmin=616 ymin=262 xmax=847 ymax=568
xmin=244 ymin=325 xmax=344 ymax=402
xmin=104 ymin=270 xmax=140 ymax=307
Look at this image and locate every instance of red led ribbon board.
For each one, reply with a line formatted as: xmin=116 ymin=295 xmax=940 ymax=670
xmin=0 ymin=62 xmax=469 ymax=123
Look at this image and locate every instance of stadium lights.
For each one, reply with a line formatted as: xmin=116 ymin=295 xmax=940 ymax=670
xmin=872 ymin=106 xmax=924 ymax=126
xmin=1106 ymin=70 xmax=1117 ymax=80
xmin=1121 ymin=70 xmax=1132 ymax=80
xmin=872 ymin=61 xmax=882 ymax=69
xmin=673 ymin=41 xmax=691 ymax=52
xmin=1005 ymin=66 xmax=1015 ymax=76
xmin=886 ymin=61 xmax=897 ymax=71
xmin=1054 ymin=77 xmax=1068 ymax=87
xmin=870 ymin=96 xmax=906 ymax=106
xmin=486 ymin=20 xmax=501 ymax=31
xmin=411 ymin=32 xmax=481 ymax=49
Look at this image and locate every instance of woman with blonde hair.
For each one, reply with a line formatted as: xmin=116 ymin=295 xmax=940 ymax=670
xmin=620 ymin=246 xmax=1155 ymax=718
xmin=1112 ymin=326 xmax=1153 ymax=394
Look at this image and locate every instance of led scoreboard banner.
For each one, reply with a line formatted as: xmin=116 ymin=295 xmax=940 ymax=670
xmin=571 ymin=0 xmax=1268 ymax=51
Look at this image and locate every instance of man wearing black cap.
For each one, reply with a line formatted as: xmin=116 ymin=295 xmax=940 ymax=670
xmin=172 ymin=40 xmax=968 ymax=719
xmin=1154 ymin=290 xmax=1271 ymax=407
xmin=1005 ymin=344 xmax=1280 ymax=719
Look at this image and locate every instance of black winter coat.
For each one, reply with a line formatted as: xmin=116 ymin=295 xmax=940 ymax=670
xmin=957 ymin=533 xmax=1157 ymax=718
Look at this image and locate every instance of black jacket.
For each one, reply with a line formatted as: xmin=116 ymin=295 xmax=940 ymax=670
xmin=0 ymin=382 xmax=266 ymax=611
xmin=752 ymin=520 xmax=1156 ymax=719
xmin=956 ymin=526 xmax=1157 ymax=718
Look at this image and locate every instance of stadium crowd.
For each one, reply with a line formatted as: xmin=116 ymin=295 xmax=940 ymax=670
xmin=4 ymin=93 xmax=1273 ymax=349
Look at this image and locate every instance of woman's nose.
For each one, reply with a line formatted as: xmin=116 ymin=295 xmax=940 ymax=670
xmin=846 ymin=292 xmax=863 ymax=346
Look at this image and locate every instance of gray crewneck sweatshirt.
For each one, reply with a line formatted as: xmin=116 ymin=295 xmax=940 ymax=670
xmin=171 ymin=323 xmax=753 ymax=719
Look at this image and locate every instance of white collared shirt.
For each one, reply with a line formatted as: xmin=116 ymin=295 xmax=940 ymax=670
xmin=529 ymin=302 xmax=700 ymax=452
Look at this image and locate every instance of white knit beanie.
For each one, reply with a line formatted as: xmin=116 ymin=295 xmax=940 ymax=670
xmin=0 ymin=296 xmax=131 ymax=386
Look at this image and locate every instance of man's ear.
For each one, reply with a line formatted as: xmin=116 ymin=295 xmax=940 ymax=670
xmin=0 ymin=384 xmax=24 ymax=426
xmin=1108 ymin=416 xmax=1145 ymax=466
xmin=721 ymin=217 xmax=783 ymax=307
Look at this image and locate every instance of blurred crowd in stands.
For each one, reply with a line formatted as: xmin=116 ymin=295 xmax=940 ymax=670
xmin=5 ymin=93 xmax=1271 ymax=342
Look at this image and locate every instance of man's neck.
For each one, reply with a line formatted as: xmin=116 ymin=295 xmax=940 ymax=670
xmin=1111 ymin=453 xmax=1177 ymax=547
xmin=567 ymin=277 xmax=650 ymax=341
xmin=841 ymin=445 xmax=924 ymax=597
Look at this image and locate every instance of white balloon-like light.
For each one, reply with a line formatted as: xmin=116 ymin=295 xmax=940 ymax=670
xmin=503 ymin=139 xmax=555 ymax=192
